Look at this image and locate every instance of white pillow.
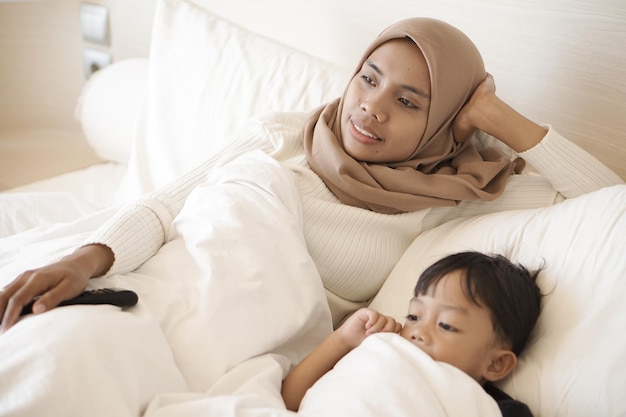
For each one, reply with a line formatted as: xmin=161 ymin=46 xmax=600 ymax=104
xmin=0 ymin=192 xmax=96 ymax=238
xmin=369 ymin=185 xmax=626 ymax=417
xmin=76 ymin=58 xmax=149 ymax=164
xmin=119 ymin=0 xmax=350 ymax=199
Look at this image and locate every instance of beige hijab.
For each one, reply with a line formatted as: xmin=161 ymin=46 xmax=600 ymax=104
xmin=303 ymin=18 xmax=521 ymax=214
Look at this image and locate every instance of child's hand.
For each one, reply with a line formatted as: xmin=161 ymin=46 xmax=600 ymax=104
xmin=337 ymin=307 xmax=401 ymax=349
xmin=282 ymin=308 xmax=401 ymax=411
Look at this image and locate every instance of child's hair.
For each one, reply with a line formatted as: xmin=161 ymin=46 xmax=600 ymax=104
xmin=414 ymin=251 xmax=542 ymax=355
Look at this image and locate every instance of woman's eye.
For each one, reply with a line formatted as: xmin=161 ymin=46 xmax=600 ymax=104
xmin=398 ymin=97 xmax=417 ymax=108
xmin=360 ymin=74 xmax=375 ymax=86
xmin=406 ymin=314 xmax=419 ymax=321
xmin=438 ymin=322 xmax=457 ymax=332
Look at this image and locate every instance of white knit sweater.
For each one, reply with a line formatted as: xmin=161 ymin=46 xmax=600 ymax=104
xmin=88 ymin=112 xmax=623 ymax=325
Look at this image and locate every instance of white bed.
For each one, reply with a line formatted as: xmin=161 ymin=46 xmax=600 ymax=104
xmin=1 ymin=0 xmax=625 ymax=416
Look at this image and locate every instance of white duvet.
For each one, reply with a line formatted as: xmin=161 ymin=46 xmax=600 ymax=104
xmin=0 ymin=151 xmax=500 ymax=417
xmin=143 ymin=333 xmax=501 ymax=417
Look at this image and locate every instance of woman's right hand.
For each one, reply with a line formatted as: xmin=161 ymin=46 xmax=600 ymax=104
xmin=0 ymin=244 xmax=114 ymax=333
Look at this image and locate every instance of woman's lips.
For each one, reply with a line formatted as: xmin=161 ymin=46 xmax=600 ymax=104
xmin=350 ymin=120 xmax=382 ymax=144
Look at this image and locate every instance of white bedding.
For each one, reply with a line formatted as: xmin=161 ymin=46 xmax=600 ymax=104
xmin=0 ymin=163 xmax=127 ymax=238
xmin=2 ymin=171 xmax=623 ymax=417
xmin=0 ymin=152 xmax=509 ymax=417
xmin=371 ymin=184 xmax=626 ymax=417
xmin=143 ymin=333 xmax=501 ymax=417
xmin=298 ymin=333 xmax=501 ymax=417
xmin=0 ymin=151 xmax=331 ymax=415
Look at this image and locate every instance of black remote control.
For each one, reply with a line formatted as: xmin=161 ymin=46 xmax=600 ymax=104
xmin=20 ymin=288 xmax=138 ymax=316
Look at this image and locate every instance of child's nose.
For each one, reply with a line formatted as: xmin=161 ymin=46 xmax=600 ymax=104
xmin=409 ymin=323 xmax=431 ymax=345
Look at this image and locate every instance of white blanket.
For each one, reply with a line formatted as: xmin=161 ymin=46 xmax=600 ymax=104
xmin=0 ymin=151 xmax=331 ymax=416
xmin=0 ymin=151 xmax=505 ymax=417
xmin=143 ymin=333 xmax=501 ymax=417
xmin=299 ymin=333 xmax=501 ymax=417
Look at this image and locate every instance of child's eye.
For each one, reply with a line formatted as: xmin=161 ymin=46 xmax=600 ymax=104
xmin=405 ymin=314 xmax=420 ymax=322
xmin=438 ymin=322 xmax=457 ymax=332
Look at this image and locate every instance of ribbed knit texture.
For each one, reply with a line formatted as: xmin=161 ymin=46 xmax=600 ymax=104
xmin=87 ymin=112 xmax=623 ymax=325
xmin=518 ymin=128 xmax=623 ymax=198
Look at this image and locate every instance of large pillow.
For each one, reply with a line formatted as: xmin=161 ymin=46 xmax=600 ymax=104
xmin=76 ymin=58 xmax=149 ymax=164
xmin=369 ymin=185 xmax=626 ymax=417
xmin=118 ymin=0 xmax=350 ymax=200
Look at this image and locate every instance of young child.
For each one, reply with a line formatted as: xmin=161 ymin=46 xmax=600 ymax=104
xmin=281 ymin=251 xmax=541 ymax=417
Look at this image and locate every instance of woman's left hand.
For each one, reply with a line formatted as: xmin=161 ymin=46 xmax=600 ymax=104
xmin=452 ymin=73 xmax=497 ymax=143
xmin=453 ymin=73 xmax=547 ymax=152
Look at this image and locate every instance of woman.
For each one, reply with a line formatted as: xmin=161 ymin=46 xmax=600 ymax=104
xmin=0 ymin=17 xmax=621 ymax=331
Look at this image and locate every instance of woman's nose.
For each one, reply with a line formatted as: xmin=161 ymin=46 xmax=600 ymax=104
xmin=360 ymin=93 xmax=388 ymax=123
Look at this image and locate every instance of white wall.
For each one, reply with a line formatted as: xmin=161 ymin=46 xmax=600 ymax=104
xmin=0 ymin=0 xmax=157 ymax=188
xmin=0 ymin=0 xmax=624 ymax=184
xmin=195 ymin=0 xmax=626 ymax=180
xmin=0 ymin=0 xmax=157 ymax=131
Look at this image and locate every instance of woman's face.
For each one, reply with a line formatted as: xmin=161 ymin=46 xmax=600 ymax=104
xmin=341 ymin=38 xmax=431 ymax=163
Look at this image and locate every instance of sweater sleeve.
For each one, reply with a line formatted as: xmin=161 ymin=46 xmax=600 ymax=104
xmin=518 ymin=125 xmax=623 ymax=198
xmin=422 ymin=126 xmax=623 ymax=231
xmin=85 ymin=118 xmax=276 ymax=277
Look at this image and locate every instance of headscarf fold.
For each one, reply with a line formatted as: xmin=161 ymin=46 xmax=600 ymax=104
xmin=303 ymin=18 xmax=521 ymax=214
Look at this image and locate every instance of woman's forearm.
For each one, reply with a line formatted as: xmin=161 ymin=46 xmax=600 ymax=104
xmin=472 ymin=94 xmax=547 ymax=153
xmin=454 ymin=74 xmax=547 ymax=152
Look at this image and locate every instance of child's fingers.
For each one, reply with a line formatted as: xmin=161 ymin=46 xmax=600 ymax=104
xmin=366 ymin=314 xmax=399 ymax=335
xmin=393 ymin=320 xmax=402 ymax=333
xmin=381 ymin=317 xmax=401 ymax=333
xmin=362 ymin=308 xmax=380 ymax=328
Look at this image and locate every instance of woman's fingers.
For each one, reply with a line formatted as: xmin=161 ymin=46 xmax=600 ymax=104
xmin=0 ymin=284 xmax=17 ymax=331
xmin=0 ymin=266 xmax=84 ymax=333
xmin=32 ymin=276 xmax=84 ymax=314
xmin=0 ymin=271 xmax=47 ymax=332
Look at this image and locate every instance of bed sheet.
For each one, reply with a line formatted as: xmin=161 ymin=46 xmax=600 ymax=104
xmin=4 ymin=162 xmax=127 ymax=204
xmin=1 ymin=162 xmax=127 ymax=239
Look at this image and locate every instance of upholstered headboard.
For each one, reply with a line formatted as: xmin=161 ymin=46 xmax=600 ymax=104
xmin=187 ymin=0 xmax=625 ymax=180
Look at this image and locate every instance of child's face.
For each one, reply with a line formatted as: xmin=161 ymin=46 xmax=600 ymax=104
xmin=340 ymin=38 xmax=431 ymax=164
xmin=399 ymin=270 xmax=510 ymax=383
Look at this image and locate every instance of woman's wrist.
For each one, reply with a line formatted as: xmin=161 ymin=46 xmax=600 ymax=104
xmin=65 ymin=244 xmax=115 ymax=279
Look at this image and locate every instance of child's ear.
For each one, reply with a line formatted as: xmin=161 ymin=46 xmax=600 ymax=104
xmin=483 ymin=349 xmax=517 ymax=382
